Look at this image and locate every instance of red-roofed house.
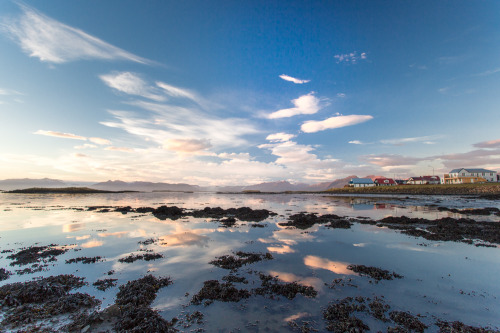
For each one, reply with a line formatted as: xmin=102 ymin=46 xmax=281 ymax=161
xmin=374 ymin=178 xmax=397 ymax=186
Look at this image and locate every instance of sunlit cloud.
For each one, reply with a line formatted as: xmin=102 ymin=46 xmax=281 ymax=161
xmin=334 ymin=51 xmax=367 ymax=64
xmin=279 ymin=74 xmax=310 ymax=84
xmin=267 ymin=92 xmax=323 ymax=119
xmin=218 ymin=152 xmax=252 ymax=161
xmin=359 ymin=154 xmax=426 ymax=167
xmin=0 ymin=3 xmax=149 ymax=64
xmin=34 ymin=130 xmax=86 ymax=140
xmin=266 ymin=133 xmax=296 ymax=142
xmin=303 ymin=255 xmax=355 ymax=275
xmin=348 ymin=140 xmax=365 ymax=145
xmin=98 ymin=231 xmax=129 ymax=238
xmin=473 ymin=139 xmax=500 ymax=149
xmin=164 ymin=138 xmax=212 ymax=153
xmin=89 ymin=137 xmax=112 ymax=145
xmin=104 ymin=146 xmax=135 ymax=153
xmin=301 ymin=115 xmax=373 ymax=133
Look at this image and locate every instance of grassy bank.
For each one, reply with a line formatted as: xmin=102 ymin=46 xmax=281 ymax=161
xmin=326 ymin=183 xmax=500 ymax=196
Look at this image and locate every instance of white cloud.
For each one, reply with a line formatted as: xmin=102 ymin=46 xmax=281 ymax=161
xmin=218 ymin=152 xmax=252 ymax=161
xmin=100 ymin=72 xmax=165 ymax=101
xmin=348 ymin=140 xmax=364 ymax=145
xmin=475 ymin=68 xmax=500 ymax=77
xmin=334 ymin=51 xmax=367 ymax=64
xmin=34 ymin=130 xmax=86 ymax=140
xmin=267 ymin=92 xmax=323 ymax=119
xmin=266 ymin=133 xmax=296 ymax=142
xmin=279 ymin=74 xmax=310 ymax=84
xmin=163 ymin=138 xmax=212 ymax=153
xmin=336 ymin=93 xmax=346 ymax=98
xmin=301 ymin=115 xmax=373 ymax=133
xmin=0 ymin=3 xmax=149 ymax=64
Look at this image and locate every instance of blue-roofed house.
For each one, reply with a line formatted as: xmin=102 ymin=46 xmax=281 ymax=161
xmin=443 ymin=168 xmax=498 ymax=184
xmin=349 ymin=178 xmax=375 ymax=187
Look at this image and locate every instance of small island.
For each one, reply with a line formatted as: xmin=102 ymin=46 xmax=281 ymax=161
xmin=6 ymin=187 xmax=138 ymax=194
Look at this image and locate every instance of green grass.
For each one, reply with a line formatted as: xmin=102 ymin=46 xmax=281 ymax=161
xmin=326 ymin=183 xmax=500 ymax=195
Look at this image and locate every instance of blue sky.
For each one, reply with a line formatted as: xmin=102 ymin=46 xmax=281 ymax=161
xmin=1 ymin=0 xmax=499 ymax=185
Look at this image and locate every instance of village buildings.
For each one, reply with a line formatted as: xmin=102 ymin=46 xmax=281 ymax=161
xmin=442 ymin=168 xmax=498 ymax=184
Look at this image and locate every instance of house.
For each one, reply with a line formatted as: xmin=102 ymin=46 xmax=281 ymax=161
xmin=442 ymin=168 xmax=497 ymax=184
xmin=349 ymin=178 xmax=375 ymax=188
xmin=374 ymin=178 xmax=397 ymax=186
xmin=407 ymin=176 xmax=440 ymax=185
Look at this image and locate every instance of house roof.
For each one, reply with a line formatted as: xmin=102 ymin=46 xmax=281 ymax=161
xmin=374 ymin=178 xmax=396 ymax=184
xmin=450 ymin=168 xmax=496 ymax=174
xmin=350 ymin=178 xmax=374 ymax=184
xmin=409 ymin=176 xmax=440 ymax=181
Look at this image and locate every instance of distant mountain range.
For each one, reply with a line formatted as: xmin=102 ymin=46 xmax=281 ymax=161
xmin=0 ymin=176 xmax=360 ymax=192
xmin=89 ymin=180 xmax=200 ymax=192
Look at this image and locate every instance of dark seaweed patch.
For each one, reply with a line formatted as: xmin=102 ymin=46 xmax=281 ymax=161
xmin=6 ymin=244 xmax=69 ymax=266
xmin=253 ymin=273 xmax=317 ymax=300
xmin=389 ymin=311 xmax=428 ymax=332
xmin=209 ymin=251 xmax=273 ymax=270
xmin=66 ymin=256 xmax=104 ymax=264
xmin=93 ymin=278 xmax=118 ymax=291
xmin=191 ymin=280 xmax=251 ymax=305
xmin=323 ymin=297 xmax=369 ymax=332
xmin=118 ymin=252 xmax=164 ymax=263
xmin=0 ymin=268 xmax=12 ymax=281
xmin=347 ymin=265 xmax=403 ymax=281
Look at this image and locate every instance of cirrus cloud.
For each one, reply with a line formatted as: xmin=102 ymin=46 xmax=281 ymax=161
xmin=34 ymin=130 xmax=86 ymax=140
xmin=301 ymin=115 xmax=373 ymax=133
xmin=163 ymin=138 xmax=212 ymax=153
xmin=0 ymin=3 xmax=149 ymax=64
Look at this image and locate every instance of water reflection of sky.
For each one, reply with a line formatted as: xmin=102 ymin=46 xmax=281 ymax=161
xmin=0 ymin=192 xmax=499 ymax=331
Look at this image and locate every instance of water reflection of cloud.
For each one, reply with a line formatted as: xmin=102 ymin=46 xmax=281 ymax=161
xmin=66 ymin=234 xmax=91 ymax=240
xmin=62 ymin=223 xmax=84 ymax=233
xmin=284 ymin=312 xmax=310 ymax=322
xmin=304 ymin=255 xmax=355 ymax=275
xmin=353 ymin=243 xmax=367 ymax=247
xmin=81 ymin=239 xmax=104 ymax=248
xmin=386 ymin=242 xmax=440 ymax=253
xmin=269 ymin=270 xmax=324 ymax=291
xmin=98 ymin=231 xmax=129 ymax=238
xmin=159 ymin=232 xmax=209 ymax=247
xmin=267 ymin=245 xmax=295 ymax=254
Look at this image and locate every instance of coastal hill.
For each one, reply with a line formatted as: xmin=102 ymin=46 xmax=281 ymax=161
xmin=1 ymin=176 xmax=357 ymax=193
xmin=89 ymin=180 xmax=200 ymax=192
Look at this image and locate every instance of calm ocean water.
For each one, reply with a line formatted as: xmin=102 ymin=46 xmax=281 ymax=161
xmin=1 ymin=192 xmax=499 ymax=331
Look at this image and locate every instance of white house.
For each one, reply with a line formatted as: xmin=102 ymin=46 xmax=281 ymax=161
xmin=349 ymin=178 xmax=375 ymax=187
xmin=442 ymin=168 xmax=497 ymax=184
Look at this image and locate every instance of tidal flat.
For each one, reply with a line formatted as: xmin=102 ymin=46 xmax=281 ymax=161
xmin=0 ymin=192 xmax=499 ymax=332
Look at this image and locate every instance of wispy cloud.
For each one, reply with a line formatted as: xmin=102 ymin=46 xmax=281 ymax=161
xmin=100 ymin=72 xmax=165 ymax=101
xmin=34 ymin=130 xmax=87 ymax=140
xmin=474 ymin=68 xmax=500 ymax=77
xmin=336 ymin=93 xmax=346 ymax=98
xmin=74 ymin=144 xmax=97 ymax=150
xmin=267 ymin=92 xmax=323 ymax=119
xmin=301 ymin=115 xmax=373 ymax=133
xmin=334 ymin=51 xmax=367 ymax=64
xmin=473 ymin=139 xmax=500 ymax=149
xmin=104 ymin=146 xmax=135 ymax=153
xmin=279 ymin=74 xmax=310 ymax=84
xmin=359 ymin=154 xmax=426 ymax=168
xmin=34 ymin=130 xmax=111 ymax=146
xmin=266 ymin=133 xmax=296 ymax=143
xmin=0 ymin=3 xmax=149 ymax=64
xmin=348 ymin=140 xmax=365 ymax=145
xmin=163 ymin=138 xmax=212 ymax=153
xmin=156 ymin=81 xmax=199 ymax=102
xmin=380 ymin=135 xmax=443 ymax=146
